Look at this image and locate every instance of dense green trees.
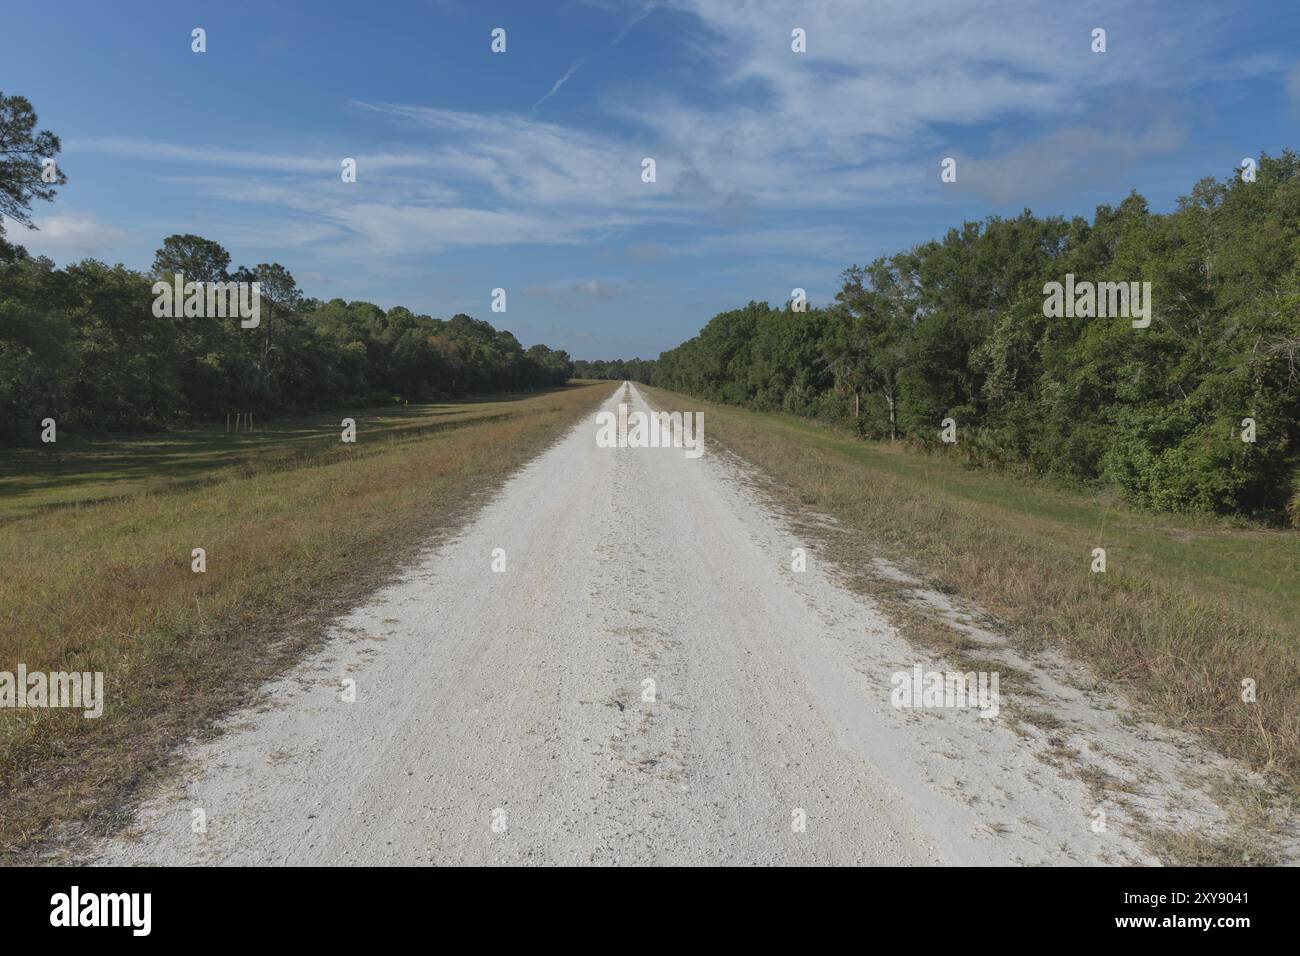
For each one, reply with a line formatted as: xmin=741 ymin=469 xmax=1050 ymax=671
xmin=571 ymin=357 xmax=656 ymax=382
xmin=650 ymin=155 xmax=1300 ymax=523
xmin=0 ymin=236 xmax=573 ymax=444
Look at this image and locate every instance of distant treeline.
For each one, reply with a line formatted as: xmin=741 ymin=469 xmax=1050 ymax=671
xmin=641 ymin=153 xmax=1300 ymax=523
xmin=0 ymin=234 xmax=574 ymax=445
xmin=572 ymin=358 xmax=656 ymax=382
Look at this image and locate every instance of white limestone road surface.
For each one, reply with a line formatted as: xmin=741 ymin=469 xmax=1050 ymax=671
xmin=94 ymin=382 xmax=1186 ymax=866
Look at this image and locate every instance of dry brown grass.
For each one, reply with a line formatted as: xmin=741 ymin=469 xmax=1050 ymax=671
xmin=0 ymin=383 xmax=611 ymax=863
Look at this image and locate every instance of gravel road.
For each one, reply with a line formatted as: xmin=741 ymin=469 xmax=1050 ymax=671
xmin=94 ymin=383 xmax=1220 ymax=865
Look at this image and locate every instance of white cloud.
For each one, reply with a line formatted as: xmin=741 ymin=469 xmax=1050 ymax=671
xmin=5 ymin=213 xmax=127 ymax=259
xmin=353 ymin=102 xmax=679 ymax=210
xmin=603 ymin=0 xmax=1239 ymax=206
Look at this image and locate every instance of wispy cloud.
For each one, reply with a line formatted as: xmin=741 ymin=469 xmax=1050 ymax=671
xmin=353 ymin=101 xmax=685 ymax=211
xmin=71 ymin=137 xmax=440 ymax=174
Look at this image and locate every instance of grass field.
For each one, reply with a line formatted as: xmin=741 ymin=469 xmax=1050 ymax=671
xmin=0 ymin=394 xmax=554 ymax=519
xmin=0 ymin=382 xmax=611 ymax=862
xmin=641 ymin=385 xmax=1300 ymax=825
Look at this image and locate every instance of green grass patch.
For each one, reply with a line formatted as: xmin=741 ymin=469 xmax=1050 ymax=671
xmin=0 ymin=393 xmax=555 ymax=520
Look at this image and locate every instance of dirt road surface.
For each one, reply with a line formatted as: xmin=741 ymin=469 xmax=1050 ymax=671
xmin=94 ymin=383 xmax=1245 ymax=865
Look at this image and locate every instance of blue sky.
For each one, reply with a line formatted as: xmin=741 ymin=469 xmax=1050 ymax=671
xmin=5 ymin=0 xmax=1300 ymax=359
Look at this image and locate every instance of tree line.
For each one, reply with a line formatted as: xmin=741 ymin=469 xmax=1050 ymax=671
xmin=641 ymin=154 xmax=1300 ymax=524
xmin=572 ymin=358 xmax=656 ymax=382
xmin=0 ymin=236 xmax=575 ymax=444
xmin=0 ymin=92 xmax=574 ymax=446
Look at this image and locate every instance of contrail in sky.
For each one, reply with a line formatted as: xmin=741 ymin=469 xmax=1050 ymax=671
xmin=532 ymin=4 xmax=656 ymax=113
